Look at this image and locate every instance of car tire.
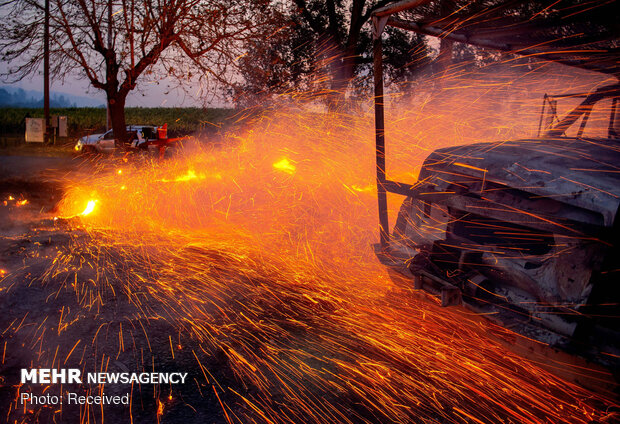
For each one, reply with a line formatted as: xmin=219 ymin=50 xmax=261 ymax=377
xmin=81 ymin=145 xmax=98 ymax=157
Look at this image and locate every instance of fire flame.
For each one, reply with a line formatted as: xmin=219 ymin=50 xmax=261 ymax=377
xmin=18 ymin=67 xmax=619 ymax=423
xmin=273 ymin=157 xmax=296 ymax=174
xmin=159 ymin=169 xmax=206 ymax=182
xmin=80 ymin=200 xmax=97 ymax=216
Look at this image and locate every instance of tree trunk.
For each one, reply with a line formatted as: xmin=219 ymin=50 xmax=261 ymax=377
xmin=326 ymin=44 xmax=357 ymax=112
xmin=327 ymin=56 xmax=347 ymax=112
xmin=435 ymin=37 xmax=453 ymax=78
xmin=434 ymin=0 xmax=455 ymax=83
xmin=107 ymin=94 xmax=128 ymax=147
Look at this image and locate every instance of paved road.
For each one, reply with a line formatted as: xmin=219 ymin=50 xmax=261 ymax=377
xmin=0 ymin=155 xmax=80 ymax=181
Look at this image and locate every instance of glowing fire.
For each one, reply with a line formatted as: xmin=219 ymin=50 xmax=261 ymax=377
xmin=273 ymin=157 xmax=296 ymax=174
xmin=80 ymin=200 xmax=97 ymax=216
xmin=10 ymin=67 xmax=618 ymax=423
xmin=159 ymin=169 xmax=208 ymax=182
xmin=350 ymin=184 xmax=374 ymax=193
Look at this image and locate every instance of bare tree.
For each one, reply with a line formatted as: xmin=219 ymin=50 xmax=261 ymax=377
xmin=272 ymin=0 xmax=427 ymax=109
xmin=0 ymin=0 xmax=272 ymax=142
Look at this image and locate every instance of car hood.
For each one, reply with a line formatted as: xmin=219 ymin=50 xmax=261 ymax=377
xmin=80 ymin=133 xmax=104 ymax=144
xmin=420 ymin=137 xmax=620 ymax=226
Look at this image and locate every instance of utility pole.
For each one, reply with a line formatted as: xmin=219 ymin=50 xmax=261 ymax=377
xmin=44 ymin=0 xmax=50 ymax=143
xmin=106 ymin=0 xmax=112 ymax=130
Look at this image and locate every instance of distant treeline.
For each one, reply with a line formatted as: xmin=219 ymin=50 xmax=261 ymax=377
xmin=0 ymin=88 xmax=82 ymax=108
xmin=0 ymin=107 xmax=239 ymax=137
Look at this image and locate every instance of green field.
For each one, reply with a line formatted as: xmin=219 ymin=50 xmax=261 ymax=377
xmin=0 ymin=107 xmax=238 ymax=138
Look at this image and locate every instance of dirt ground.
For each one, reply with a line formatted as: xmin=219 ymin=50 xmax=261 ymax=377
xmin=0 ymin=154 xmax=377 ymax=424
xmin=1 ymin=154 xmax=618 ymax=424
xmin=0 ymin=155 xmax=231 ymax=423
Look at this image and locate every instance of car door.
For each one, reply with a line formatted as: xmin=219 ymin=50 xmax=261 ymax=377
xmin=98 ymin=129 xmax=116 ymax=152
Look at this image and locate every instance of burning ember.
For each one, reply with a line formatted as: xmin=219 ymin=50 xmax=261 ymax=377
xmin=80 ymin=200 xmax=97 ymax=216
xmin=2 ymin=69 xmax=618 ymax=423
xmin=3 ymin=195 xmax=28 ymax=207
xmin=273 ymin=157 xmax=296 ymax=174
xmin=159 ymin=169 xmax=209 ymax=183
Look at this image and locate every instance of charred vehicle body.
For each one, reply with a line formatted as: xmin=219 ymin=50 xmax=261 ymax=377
xmin=371 ymin=0 xmax=619 ymax=382
xmin=385 ymin=86 xmax=619 ymax=358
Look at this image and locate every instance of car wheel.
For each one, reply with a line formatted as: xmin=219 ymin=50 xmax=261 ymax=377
xmin=81 ymin=145 xmax=98 ymax=156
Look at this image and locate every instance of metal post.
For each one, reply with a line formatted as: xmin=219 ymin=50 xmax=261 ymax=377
xmin=537 ymin=94 xmax=547 ymax=137
xmin=373 ymin=18 xmax=390 ymax=250
xmin=609 ymin=98 xmax=617 ymax=138
xmin=43 ymin=0 xmax=50 ymax=143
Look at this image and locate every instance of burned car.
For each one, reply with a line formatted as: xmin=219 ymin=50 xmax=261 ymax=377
xmin=370 ymin=1 xmax=619 ymax=383
xmin=382 ymin=85 xmax=619 ymax=363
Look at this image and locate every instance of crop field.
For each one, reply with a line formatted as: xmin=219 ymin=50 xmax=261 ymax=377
xmin=0 ymin=107 xmax=238 ymax=139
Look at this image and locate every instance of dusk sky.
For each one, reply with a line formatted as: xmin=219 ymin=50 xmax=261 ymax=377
xmin=0 ymin=63 xmax=212 ymax=108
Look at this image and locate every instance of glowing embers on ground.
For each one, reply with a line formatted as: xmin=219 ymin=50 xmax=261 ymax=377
xmin=29 ymin=229 xmax=615 ymax=424
xmin=54 ymin=198 xmax=99 ymax=220
xmin=158 ymin=168 xmax=221 ymax=183
xmin=18 ymin=70 xmax=620 ymax=422
xmin=3 ymin=195 xmax=28 ymax=207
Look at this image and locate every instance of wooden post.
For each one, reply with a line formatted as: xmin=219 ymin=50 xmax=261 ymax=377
xmin=107 ymin=0 xmax=113 ymax=131
xmin=43 ymin=0 xmax=50 ymax=143
xmin=373 ymin=17 xmax=390 ymax=250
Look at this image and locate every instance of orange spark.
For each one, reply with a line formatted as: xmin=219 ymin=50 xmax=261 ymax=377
xmin=160 ymin=169 xmax=206 ymax=182
xmin=351 ymin=184 xmax=374 ymax=193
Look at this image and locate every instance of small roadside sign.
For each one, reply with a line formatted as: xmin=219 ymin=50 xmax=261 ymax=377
xmin=58 ymin=116 xmax=67 ymax=137
xmin=25 ymin=118 xmax=45 ymax=142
